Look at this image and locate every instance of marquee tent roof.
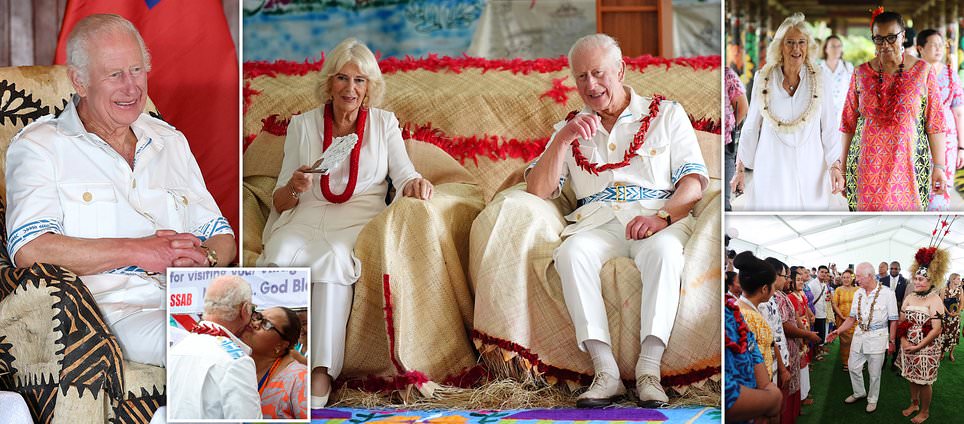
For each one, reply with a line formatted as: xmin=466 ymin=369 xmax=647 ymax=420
xmin=727 ymin=215 xmax=964 ymax=271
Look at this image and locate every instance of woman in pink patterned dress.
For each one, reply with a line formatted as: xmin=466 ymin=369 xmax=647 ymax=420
xmin=896 ymin=248 xmax=947 ymax=424
xmin=832 ymin=11 xmax=947 ymax=211
xmin=916 ymin=29 xmax=964 ymax=210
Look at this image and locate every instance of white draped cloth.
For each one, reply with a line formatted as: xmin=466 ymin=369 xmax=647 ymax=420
xmin=738 ymin=65 xmax=842 ymax=210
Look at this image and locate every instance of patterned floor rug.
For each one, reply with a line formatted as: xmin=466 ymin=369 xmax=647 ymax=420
xmin=312 ymin=406 xmax=720 ymax=423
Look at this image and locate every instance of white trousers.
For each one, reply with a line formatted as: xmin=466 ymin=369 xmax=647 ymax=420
xmin=0 ymin=391 xmax=31 ymax=424
xmin=311 ymin=282 xmax=353 ymax=379
xmin=88 ymin=275 xmax=167 ymax=367
xmin=849 ymin=350 xmax=885 ymax=403
xmin=800 ymin=365 xmax=810 ymax=399
xmin=554 ymin=215 xmax=692 ymax=350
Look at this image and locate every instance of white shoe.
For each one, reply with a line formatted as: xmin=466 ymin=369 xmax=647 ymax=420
xmin=635 ymin=374 xmax=669 ymax=408
xmin=575 ymin=373 xmax=626 ymax=408
xmin=311 ymin=394 xmax=329 ymax=409
xmin=866 ymin=402 xmax=877 ymax=413
xmin=844 ymin=394 xmax=865 ymax=404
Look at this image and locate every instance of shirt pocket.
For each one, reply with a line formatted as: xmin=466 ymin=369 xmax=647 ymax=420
xmin=58 ymin=182 xmax=118 ymax=238
xmin=162 ymin=187 xmax=194 ymax=233
xmin=637 ymin=143 xmax=671 ymax=184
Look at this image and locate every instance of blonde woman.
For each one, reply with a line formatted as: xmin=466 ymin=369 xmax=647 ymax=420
xmin=732 ymin=13 xmax=840 ymax=210
xmin=256 ymin=38 xmax=433 ymax=408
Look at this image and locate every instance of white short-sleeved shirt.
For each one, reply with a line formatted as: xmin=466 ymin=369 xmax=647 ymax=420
xmin=807 ymin=280 xmax=829 ymax=318
xmin=525 ymin=86 xmax=708 ymax=236
xmin=168 ymin=322 xmax=262 ymax=420
xmin=849 ymin=283 xmax=899 ymax=354
xmin=5 ymin=96 xmax=233 ymax=280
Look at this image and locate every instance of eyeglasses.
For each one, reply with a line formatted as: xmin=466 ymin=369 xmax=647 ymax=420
xmin=778 ymin=273 xmax=790 ymax=279
xmin=251 ymin=310 xmax=285 ymax=338
xmin=872 ymin=31 xmax=903 ymax=45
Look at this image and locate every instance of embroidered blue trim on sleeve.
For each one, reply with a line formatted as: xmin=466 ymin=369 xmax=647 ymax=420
xmin=106 ymin=265 xmax=148 ymax=275
xmin=671 ymin=162 xmax=708 ymax=185
xmin=192 ymin=216 xmax=234 ymax=241
xmin=8 ymin=218 xmax=64 ymax=258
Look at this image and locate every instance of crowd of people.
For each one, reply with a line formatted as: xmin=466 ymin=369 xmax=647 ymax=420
xmin=725 ymin=250 xmax=963 ymax=423
xmin=726 ymin=10 xmax=964 ymax=211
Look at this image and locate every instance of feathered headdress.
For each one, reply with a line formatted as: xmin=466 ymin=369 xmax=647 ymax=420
xmin=910 ymin=215 xmax=956 ymax=290
xmin=870 ymin=6 xmax=884 ymax=28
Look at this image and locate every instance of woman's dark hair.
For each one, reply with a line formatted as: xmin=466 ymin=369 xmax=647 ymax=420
xmin=787 ymin=266 xmax=799 ymax=291
xmin=277 ymin=306 xmax=302 ymax=352
xmin=916 ymin=28 xmax=941 ymax=48
xmin=765 ymin=257 xmax=788 ymax=275
xmin=726 ymin=271 xmax=738 ymax=289
xmin=903 ymin=27 xmax=917 ymax=49
xmin=821 ymin=34 xmax=842 ymax=60
xmin=872 ymin=11 xmax=906 ymax=31
xmin=734 ymin=251 xmax=776 ymax=294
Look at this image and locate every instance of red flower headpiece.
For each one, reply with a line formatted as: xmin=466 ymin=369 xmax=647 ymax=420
xmin=870 ymin=6 xmax=884 ymax=28
xmin=915 ymin=246 xmax=937 ymax=273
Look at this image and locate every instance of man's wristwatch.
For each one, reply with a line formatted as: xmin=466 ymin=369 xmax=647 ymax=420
xmin=656 ymin=209 xmax=672 ymax=226
xmin=200 ymin=245 xmax=218 ymax=267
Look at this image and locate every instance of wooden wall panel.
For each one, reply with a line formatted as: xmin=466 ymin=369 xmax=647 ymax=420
xmin=1 ymin=0 xmax=239 ymax=67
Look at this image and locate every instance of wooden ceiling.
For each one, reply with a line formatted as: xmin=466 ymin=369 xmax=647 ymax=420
xmin=733 ymin=0 xmax=963 ymax=24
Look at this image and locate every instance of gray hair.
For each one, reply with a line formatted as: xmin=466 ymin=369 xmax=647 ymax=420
xmin=568 ymin=33 xmax=623 ymax=75
xmin=855 ymin=262 xmax=874 ymax=277
xmin=318 ymin=38 xmax=385 ymax=106
xmin=203 ymin=275 xmax=252 ymax=322
xmin=66 ymin=14 xmax=152 ymax=86
xmin=766 ymin=13 xmax=819 ymax=68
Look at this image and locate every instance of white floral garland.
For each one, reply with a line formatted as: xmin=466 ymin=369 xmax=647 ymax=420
xmin=756 ymin=62 xmax=822 ymax=134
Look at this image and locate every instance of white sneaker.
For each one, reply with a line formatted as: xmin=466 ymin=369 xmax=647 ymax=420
xmin=866 ymin=402 xmax=877 ymax=413
xmin=575 ymin=373 xmax=626 ymax=408
xmin=311 ymin=394 xmax=329 ymax=409
xmin=844 ymin=394 xmax=866 ymax=404
xmin=635 ymin=374 xmax=669 ymax=408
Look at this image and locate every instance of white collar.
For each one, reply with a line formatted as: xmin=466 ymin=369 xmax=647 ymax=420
xmin=738 ymin=295 xmax=760 ymax=313
xmin=55 ymin=94 xmax=172 ymax=150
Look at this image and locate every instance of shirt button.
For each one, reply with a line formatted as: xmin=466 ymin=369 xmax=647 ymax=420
xmin=613 ymin=204 xmax=621 ymax=211
xmin=576 ymin=213 xmax=582 ymax=221
xmin=82 ymin=192 xmax=92 ymax=202
xmin=650 ymin=148 xmax=657 ymax=156
xmin=132 ymin=179 xmax=137 ymax=189
xmin=609 ymin=143 xmax=616 ymax=151
xmin=181 ymin=196 xmax=189 ymax=205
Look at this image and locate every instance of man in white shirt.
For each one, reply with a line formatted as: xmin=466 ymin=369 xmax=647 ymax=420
xmin=4 ymin=14 xmax=235 ymax=368
xmin=827 ymin=262 xmax=899 ymax=413
xmin=807 ymin=265 xmax=833 ymax=356
xmin=525 ymin=34 xmax=708 ymax=408
xmin=168 ymin=275 xmax=261 ymax=419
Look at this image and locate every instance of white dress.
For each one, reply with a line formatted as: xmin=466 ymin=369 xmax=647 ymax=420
xmin=257 ymin=106 xmax=421 ymax=284
xmin=820 ymin=59 xmax=854 ymax=121
xmin=738 ymin=65 xmax=842 ymax=210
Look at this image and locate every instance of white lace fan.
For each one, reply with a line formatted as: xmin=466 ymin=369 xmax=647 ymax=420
xmin=306 ymin=133 xmax=359 ymax=174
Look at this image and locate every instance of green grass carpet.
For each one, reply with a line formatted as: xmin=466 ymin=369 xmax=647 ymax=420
xmin=799 ymin=333 xmax=964 ymax=423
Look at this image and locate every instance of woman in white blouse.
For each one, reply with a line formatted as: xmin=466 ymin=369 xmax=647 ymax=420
xmin=730 ymin=13 xmax=841 ymax=210
xmin=820 ymin=34 xmax=854 ymax=120
xmin=256 ymin=38 xmax=433 ymax=408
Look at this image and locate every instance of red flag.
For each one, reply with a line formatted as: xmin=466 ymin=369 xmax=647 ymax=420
xmin=54 ymin=0 xmax=239 ymax=243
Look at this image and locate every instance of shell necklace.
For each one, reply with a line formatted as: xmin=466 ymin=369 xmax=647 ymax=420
xmin=758 ymin=62 xmax=821 ymax=133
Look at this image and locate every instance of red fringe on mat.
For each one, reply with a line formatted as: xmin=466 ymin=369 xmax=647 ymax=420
xmin=261 ymin=114 xmax=290 ymax=137
xmin=472 ymin=329 xmax=719 ymax=388
xmin=690 ymin=116 xmax=721 ymax=134
xmin=243 ymin=81 xmax=261 ymax=114
xmin=402 ymin=124 xmax=549 ymax=165
xmin=382 ymin=274 xmax=405 ymax=374
xmin=540 ymin=76 xmax=577 ymax=105
xmin=244 ymin=54 xmax=721 ymax=79
xmin=341 ymin=365 xmax=488 ymax=393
